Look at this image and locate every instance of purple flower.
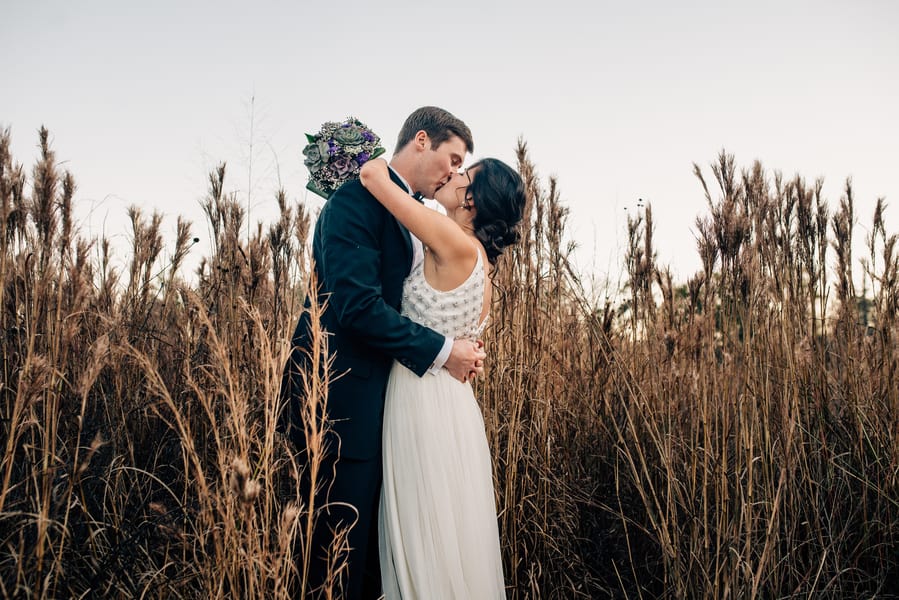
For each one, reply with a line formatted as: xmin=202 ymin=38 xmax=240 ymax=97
xmin=362 ymin=130 xmax=375 ymax=142
xmin=330 ymin=156 xmax=356 ymax=178
xmin=356 ymin=151 xmax=371 ymax=164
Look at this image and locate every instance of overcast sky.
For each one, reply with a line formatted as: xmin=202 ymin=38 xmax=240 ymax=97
xmin=3 ymin=0 xmax=897 ymax=295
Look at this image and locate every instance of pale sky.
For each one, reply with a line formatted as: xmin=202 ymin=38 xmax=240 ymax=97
xmin=3 ymin=0 xmax=897 ymax=296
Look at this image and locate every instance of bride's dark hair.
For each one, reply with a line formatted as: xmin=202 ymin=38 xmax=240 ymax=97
xmin=467 ymin=158 xmax=526 ymax=265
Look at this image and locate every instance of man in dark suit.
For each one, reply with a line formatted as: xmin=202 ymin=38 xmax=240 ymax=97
xmin=280 ymin=106 xmax=485 ymax=599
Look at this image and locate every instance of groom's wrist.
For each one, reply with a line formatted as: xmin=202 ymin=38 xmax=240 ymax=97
xmin=428 ymin=337 xmax=453 ymax=374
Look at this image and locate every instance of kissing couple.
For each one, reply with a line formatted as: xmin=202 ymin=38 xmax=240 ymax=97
xmin=280 ymin=106 xmax=526 ymax=599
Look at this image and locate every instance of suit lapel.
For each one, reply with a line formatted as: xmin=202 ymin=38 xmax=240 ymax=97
xmin=387 ymin=168 xmax=415 ymax=268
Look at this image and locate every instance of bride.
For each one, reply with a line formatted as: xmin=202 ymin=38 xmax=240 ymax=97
xmin=359 ymin=156 xmax=525 ymax=599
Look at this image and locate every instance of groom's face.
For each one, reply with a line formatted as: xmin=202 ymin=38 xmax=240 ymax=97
xmin=416 ymin=134 xmax=467 ymax=199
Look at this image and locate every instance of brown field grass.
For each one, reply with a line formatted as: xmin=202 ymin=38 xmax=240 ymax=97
xmin=1 ymin=127 xmax=897 ymax=598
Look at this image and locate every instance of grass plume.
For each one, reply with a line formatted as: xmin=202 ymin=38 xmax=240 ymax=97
xmin=1 ymin=131 xmax=897 ymax=598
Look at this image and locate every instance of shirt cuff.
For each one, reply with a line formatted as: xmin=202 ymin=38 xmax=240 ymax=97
xmin=428 ymin=337 xmax=453 ymax=374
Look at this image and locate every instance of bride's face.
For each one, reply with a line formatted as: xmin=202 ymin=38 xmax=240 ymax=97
xmin=434 ymin=167 xmax=476 ymax=214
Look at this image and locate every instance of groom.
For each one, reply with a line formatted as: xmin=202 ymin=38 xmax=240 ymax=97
xmin=280 ymin=106 xmax=485 ymax=599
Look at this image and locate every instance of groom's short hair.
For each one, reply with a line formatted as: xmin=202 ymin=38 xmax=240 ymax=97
xmin=396 ymin=106 xmax=474 ymax=154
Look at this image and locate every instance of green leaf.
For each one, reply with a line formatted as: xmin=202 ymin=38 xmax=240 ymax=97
xmin=371 ymin=147 xmax=386 ymax=160
xmin=306 ymin=180 xmax=330 ymax=200
xmin=305 ymin=133 xmax=317 ymax=144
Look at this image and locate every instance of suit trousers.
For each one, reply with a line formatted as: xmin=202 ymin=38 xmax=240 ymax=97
xmin=300 ymin=449 xmax=383 ymax=600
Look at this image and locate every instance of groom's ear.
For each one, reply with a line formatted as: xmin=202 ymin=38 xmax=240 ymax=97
xmin=414 ymin=130 xmax=430 ymax=151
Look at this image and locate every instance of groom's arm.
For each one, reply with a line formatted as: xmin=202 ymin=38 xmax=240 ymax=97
xmin=317 ymin=183 xmax=444 ymax=376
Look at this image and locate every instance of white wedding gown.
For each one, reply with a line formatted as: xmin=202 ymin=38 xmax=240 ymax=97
xmin=379 ymin=249 xmax=506 ymax=599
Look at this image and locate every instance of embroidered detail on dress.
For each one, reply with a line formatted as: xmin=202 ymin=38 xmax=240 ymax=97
xmin=401 ymin=251 xmax=487 ymax=341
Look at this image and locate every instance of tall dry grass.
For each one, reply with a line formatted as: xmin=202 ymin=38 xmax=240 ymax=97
xmin=0 ymin=126 xmax=348 ymax=598
xmin=2 ymin=128 xmax=897 ymax=598
xmin=481 ymin=146 xmax=898 ymax=598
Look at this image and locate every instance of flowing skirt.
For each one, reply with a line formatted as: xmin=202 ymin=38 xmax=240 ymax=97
xmin=378 ymin=362 xmax=505 ymax=599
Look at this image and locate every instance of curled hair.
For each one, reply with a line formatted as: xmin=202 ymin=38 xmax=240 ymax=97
xmin=468 ymin=158 xmax=526 ymax=265
xmin=396 ymin=106 xmax=474 ymax=154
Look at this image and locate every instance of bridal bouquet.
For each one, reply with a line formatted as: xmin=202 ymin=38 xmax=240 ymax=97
xmin=302 ymin=117 xmax=386 ymax=199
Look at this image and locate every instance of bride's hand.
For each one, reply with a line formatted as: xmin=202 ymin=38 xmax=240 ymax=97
xmin=445 ymin=338 xmax=487 ymax=383
xmin=359 ymin=157 xmax=389 ymax=189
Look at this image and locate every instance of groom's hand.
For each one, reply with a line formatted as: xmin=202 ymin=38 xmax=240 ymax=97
xmin=445 ymin=339 xmax=487 ymax=383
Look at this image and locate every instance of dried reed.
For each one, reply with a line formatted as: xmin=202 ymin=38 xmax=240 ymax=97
xmin=1 ymin=131 xmax=897 ymax=599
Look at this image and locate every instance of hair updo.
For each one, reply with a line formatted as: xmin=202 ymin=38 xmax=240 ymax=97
xmin=467 ymin=158 xmax=526 ymax=265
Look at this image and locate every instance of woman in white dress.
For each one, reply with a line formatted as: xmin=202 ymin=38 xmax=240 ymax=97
xmin=359 ymin=157 xmax=526 ymax=599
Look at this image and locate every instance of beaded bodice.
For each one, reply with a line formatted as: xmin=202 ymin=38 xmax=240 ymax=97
xmin=401 ymin=250 xmax=488 ymax=340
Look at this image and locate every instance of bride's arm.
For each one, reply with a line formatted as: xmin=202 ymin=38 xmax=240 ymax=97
xmin=359 ymin=159 xmax=474 ymax=262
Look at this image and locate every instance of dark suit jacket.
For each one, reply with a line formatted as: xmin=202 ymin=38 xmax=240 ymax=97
xmin=280 ymin=170 xmax=445 ymax=460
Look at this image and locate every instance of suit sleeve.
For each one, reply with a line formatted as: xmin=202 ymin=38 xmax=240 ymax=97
xmin=317 ymin=182 xmax=445 ymax=376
